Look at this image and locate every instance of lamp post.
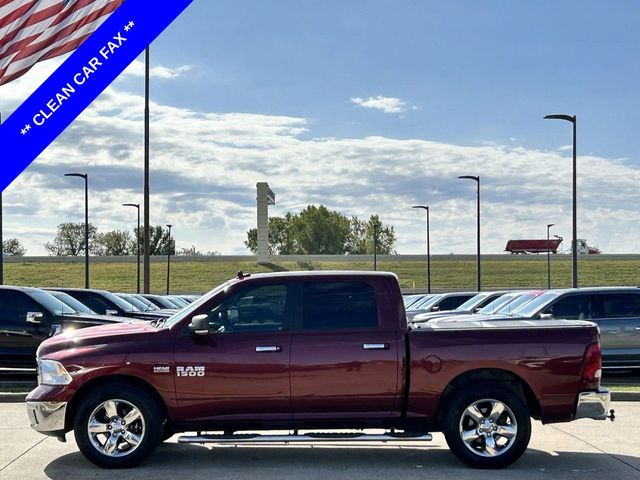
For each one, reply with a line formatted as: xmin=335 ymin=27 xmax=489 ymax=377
xmin=143 ymin=46 xmax=151 ymax=294
xmin=64 ymin=173 xmax=89 ymax=288
xmin=123 ymin=203 xmax=140 ymax=293
xmin=373 ymin=222 xmax=378 ymax=271
xmin=547 ymin=223 xmax=555 ymax=289
xmin=458 ymin=175 xmax=481 ymax=291
xmin=544 ymin=113 xmax=578 ymax=288
xmin=412 ymin=205 xmax=431 ymax=293
xmin=166 ymin=224 xmax=172 ymax=295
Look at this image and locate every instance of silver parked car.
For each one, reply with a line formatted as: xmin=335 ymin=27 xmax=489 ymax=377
xmin=489 ymin=287 xmax=640 ymax=369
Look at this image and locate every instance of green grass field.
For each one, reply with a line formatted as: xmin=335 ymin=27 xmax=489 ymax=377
xmin=3 ymin=256 xmax=639 ymax=293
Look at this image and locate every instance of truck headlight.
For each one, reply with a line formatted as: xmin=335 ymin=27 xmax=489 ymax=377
xmin=37 ymin=359 xmax=72 ymax=386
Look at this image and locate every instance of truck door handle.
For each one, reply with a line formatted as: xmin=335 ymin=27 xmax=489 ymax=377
xmin=256 ymin=346 xmax=282 ymax=353
xmin=363 ymin=343 xmax=389 ymax=350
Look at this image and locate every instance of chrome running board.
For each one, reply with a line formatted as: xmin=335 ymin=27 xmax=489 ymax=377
xmin=178 ymin=431 xmax=432 ymax=444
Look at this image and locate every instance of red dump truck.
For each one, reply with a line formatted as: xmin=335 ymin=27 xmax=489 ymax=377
xmin=505 ymin=238 xmax=563 ymax=254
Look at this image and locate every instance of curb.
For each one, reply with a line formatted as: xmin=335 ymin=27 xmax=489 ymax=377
xmin=611 ymin=391 xmax=640 ymax=402
xmin=0 ymin=392 xmax=28 ymax=402
xmin=2 ymin=390 xmax=640 ymax=404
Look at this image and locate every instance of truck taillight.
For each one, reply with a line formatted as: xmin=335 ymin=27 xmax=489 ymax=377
xmin=581 ymin=342 xmax=601 ymax=383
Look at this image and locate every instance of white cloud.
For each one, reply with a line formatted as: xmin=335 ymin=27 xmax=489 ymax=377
xmin=350 ymin=96 xmax=412 ymax=114
xmin=2 ymin=60 xmax=640 ymax=256
xmin=120 ymin=60 xmax=192 ymax=80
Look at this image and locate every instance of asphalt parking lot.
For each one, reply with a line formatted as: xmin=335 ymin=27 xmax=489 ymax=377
xmin=0 ymin=402 xmax=638 ymax=480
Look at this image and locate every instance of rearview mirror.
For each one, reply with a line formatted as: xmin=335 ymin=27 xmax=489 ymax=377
xmin=189 ymin=314 xmax=210 ymax=336
xmin=26 ymin=312 xmax=44 ymax=324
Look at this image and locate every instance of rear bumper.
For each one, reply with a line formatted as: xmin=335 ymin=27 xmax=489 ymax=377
xmin=26 ymin=401 xmax=67 ymax=436
xmin=574 ymin=389 xmax=611 ymax=420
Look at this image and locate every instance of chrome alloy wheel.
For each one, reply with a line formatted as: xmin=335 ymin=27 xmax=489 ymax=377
xmin=87 ymin=399 xmax=146 ymax=457
xmin=458 ymin=398 xmax=518 ymax=458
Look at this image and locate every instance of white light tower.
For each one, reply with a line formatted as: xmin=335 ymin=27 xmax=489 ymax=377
xmin=256 ymin=182 xmax=275 ymax=263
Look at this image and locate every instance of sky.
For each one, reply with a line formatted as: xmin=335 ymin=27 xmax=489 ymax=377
xmin=3 ymin=0 xmax=640 ymax=255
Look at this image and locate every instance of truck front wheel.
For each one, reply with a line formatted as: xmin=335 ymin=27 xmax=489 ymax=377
xmin=73 ymin=384 xmax=163 ymax=468
xmin=442 ymin=385 xmax=531 ymax=468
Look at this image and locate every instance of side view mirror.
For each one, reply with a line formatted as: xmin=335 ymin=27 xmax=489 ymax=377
xmin=189 ymin=314 xmax=210 ymax=336
xmin=26 ymin=312 xmax=44 ymax=324
xmin=472 ymin=307 xmax=481 ymax=313
xmin=430 ymin=306 xmax=440 ymax=312
xmin=540 ymin=313 xmax=553 ymax=320
xmin=105 ymin=309 xmax=119 ymax=316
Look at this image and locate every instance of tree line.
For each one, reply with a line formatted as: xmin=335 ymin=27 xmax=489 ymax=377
xmin=245 ymin=205 xmax=397 ymax=255
xmin=43 ymin=223 xmax=216 ymax=256
xmin=3 ymin=205 xmax=397 ymax=257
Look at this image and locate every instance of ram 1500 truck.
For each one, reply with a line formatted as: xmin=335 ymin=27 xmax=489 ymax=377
xmin=25 ymin=271 xmax=612 ymax=469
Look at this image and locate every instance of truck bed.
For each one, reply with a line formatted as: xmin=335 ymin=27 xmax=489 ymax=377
xmin=407 ymin=318 xmax=600 ymax=424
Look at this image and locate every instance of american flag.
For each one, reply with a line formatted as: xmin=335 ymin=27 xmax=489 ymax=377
xmin=0 ymin=0 xmax=124 ymax=85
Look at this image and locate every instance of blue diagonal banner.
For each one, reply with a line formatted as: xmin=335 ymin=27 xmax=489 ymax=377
xmin=0 ymin=0 xmax=194 ymax=192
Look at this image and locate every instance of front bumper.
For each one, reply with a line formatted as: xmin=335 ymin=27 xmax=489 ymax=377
xmin=574 ymin=389 xmax=611 ymax=420
xmin=26 ymin=401 xmax=67 ymax=435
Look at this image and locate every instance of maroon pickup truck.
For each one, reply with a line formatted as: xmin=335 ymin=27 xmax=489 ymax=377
xmin=26 ymin=271 xmax=612 ymax=469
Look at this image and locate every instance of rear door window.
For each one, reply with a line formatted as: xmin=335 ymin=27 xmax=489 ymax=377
xmin=591 ymin=293 xmax=640 ymax=318
xmin=302 ymin=281 xmax=378 ymax=330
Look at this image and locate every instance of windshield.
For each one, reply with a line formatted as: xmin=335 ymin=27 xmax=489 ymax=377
xmin=456 ymin=293 xmax=492 ymax=311
xmin=131 ymin=295 xmax=160 ymax=311
xmin=478 ymin=293 xmax=519 ymax=315
xmin=119 ymin=294 xmax=151 ymax=311
xmin=29 ymin=290 xmax=78 ymax=316
xmin=100 ymin=291 xmax=139 ymax=312
xmin=48 ymin=291 xmax=95 ymax=314
xmin=168 ymin=296 xmax=189 ymax=308
xmin=403 ymin=294 xmax=424 ymax=308
xmin=497 ymin=291 xmax=542 ymax=315
xmin=163 ymin=280 xmax=235 ymax=328
xmin=514 ymin=291 xmax=562 ymax=318
xmin=410 ymin=294 xmax=443 ymax=311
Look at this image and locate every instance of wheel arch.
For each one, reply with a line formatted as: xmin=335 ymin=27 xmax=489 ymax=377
xmin=65 ymin=374 xmax=171 ymax=432
xmin=436 ymin=368 xmax=541 ymax=423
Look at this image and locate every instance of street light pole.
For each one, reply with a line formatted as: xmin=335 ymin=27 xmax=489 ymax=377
xmin=373 ymin=222 xmax=378 ymax=271
xmin=458 ymin=175 xmax=481 ymax=291
xmin=166 ymin=224 xmax=172 ymax=295
xmin=123 ymin=203 xmax=141 ymax=293
xmin=544 ymin=114 xmax=578 ymax=288
xmin=143 ymin=46 xmax=151 ymax=294
xmin=65 ymin=173 xmax=89 ymax=288
xmin=546 ymin=223 xmax=555 ymax=289
xmin=412 ymin=205 xmax=431 ymax=293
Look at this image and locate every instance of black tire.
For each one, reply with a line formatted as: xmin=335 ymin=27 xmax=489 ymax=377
xmin=442 ymin=384 xmax=531 ymax=469
xmin=73 ymin=384 xmax=163 ymax=468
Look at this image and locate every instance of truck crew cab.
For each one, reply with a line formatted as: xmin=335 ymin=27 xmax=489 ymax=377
xmin=26 ymin=271 xmax=612 ymax=469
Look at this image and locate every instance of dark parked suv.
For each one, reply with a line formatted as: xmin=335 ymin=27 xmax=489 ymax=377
xmin=0 ymin=286 xmax=131 ymax=369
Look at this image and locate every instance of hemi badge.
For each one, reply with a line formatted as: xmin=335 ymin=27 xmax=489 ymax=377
xmin=153 ymin=366 xmax=170 ymax=374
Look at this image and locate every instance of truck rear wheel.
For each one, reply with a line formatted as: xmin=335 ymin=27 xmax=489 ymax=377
xmin=442 ymin=385 xmax=531 ymax=468
xmin=73 ymin=384 xmax=163 ymax=468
